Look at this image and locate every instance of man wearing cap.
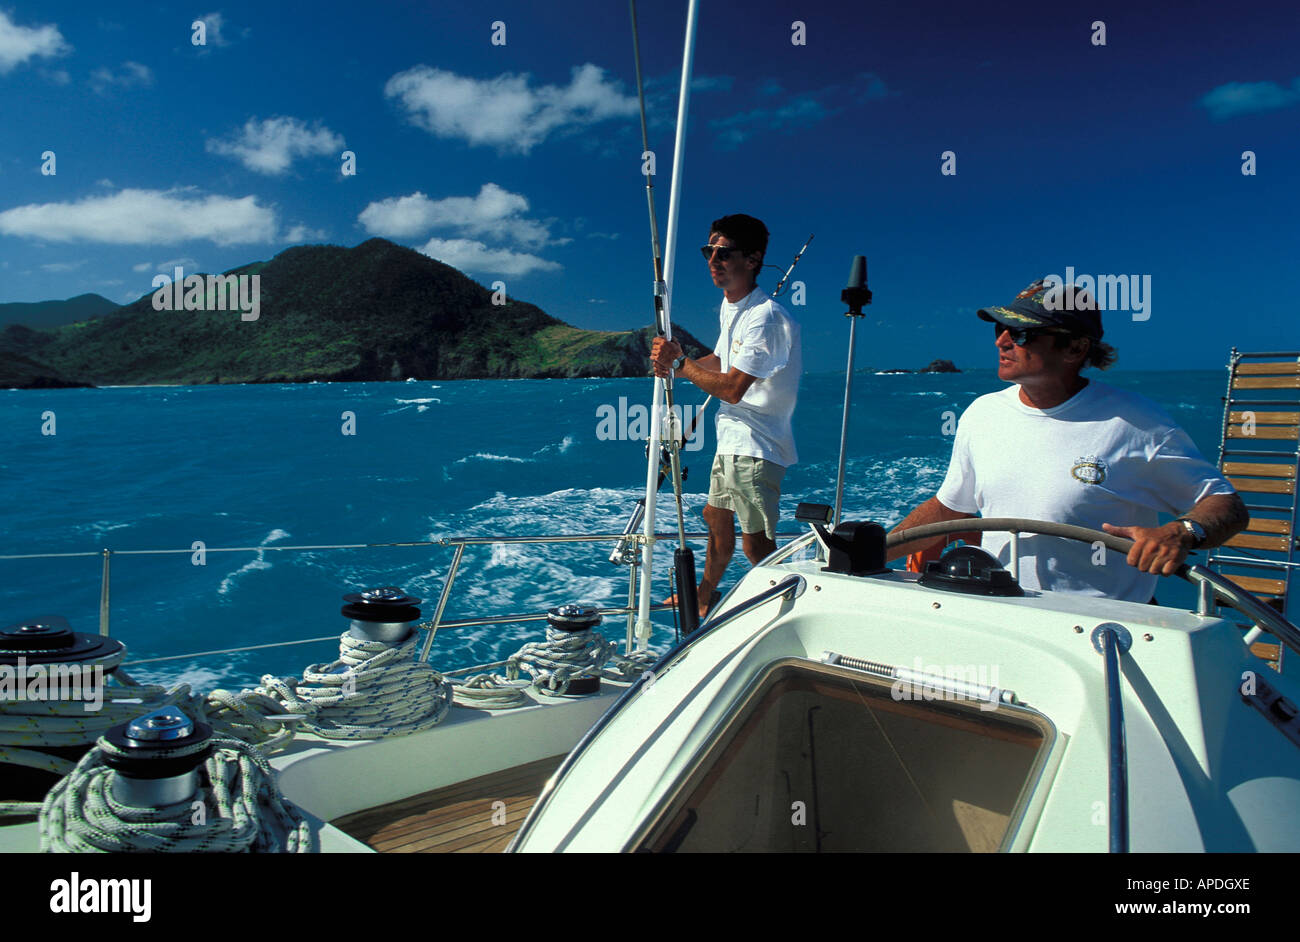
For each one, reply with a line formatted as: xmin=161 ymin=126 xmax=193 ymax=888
xmin=889 ymin=279 xmax=1247 ymax=602
xmin=650 ymin=213 xmax=801 ymax=619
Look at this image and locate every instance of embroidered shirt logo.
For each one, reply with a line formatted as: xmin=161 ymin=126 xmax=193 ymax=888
xmin=1071 ymin=455 xmax=1108 ymax=485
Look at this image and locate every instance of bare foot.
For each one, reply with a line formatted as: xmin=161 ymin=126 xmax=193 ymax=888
xmin=664 ymin=589 xmax=721 ymax=620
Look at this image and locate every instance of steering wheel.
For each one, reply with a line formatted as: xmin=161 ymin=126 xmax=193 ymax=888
xmin=884 ymin=516 xmax=1300 ymax=659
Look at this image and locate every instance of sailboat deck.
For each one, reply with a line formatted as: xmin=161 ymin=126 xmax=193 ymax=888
xmin=331 ymin=754 xmax=566 ymax=853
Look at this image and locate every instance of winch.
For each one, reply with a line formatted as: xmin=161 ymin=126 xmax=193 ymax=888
xmin=340 ymin=586 xmax=423 ymax=642
xmin=544 ymin=604 xmax=605 ymax=695
xmin=100 ymin=706 xmax=213 ymax=808
xmin=0 ymin=615 xmax=127 ymax=802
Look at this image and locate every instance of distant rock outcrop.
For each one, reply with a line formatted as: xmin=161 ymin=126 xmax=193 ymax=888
xmin=920 ymin=359 xmax=960 ymax=373
xmin=0 ymin=239 xmax=708 ymax=388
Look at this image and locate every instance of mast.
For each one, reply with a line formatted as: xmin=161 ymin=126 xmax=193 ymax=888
xmin=635 ymin=0 xmax=700 ymax=649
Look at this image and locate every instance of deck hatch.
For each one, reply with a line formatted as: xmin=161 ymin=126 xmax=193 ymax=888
xmin=635 ymin=658 xmax=1053 ymax=852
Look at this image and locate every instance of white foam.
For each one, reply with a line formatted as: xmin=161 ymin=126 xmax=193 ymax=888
xmin=455 ymin=453 xmax=530 ymax=464
xmin=217 ymin=529 xmax=289 ymax=596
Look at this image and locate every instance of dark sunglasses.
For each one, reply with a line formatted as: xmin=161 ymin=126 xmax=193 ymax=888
xmin=993 ymin=322 xmax=1072 ymax=346
xmin=700 ymin=244 xmax=745 ymax=262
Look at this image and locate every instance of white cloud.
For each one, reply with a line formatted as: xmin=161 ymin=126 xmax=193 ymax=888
xmin=40 ymin=260 xmax=84 ymax=272
xmin=1200 ymin=79 xmax=1300 ymax=120
xmin=416 ymin=237 xmax=560 ymax=277
xmin=89 ymin=61 xmax=153 ymax=95
xmin=157 ymin=257 xmax=199 ymax=272
xmin=0 ymin=188 xmax=276 ymax=246
xmin=285 ymin=224 xmax=327 ymax=242
xmin=206 ymin=116 xmax=345 ymax=175
xmin=196 ymin=12 xmax=230 ymax=47
xmin=131 ymin=261 xmax=151 ymax=272
xmin=0 ymin=11 xmax=69 ymax=74
xmin=384 ymin=63 xmax=637 ymax=154
xmin=358 ymin=183 xmax=553 ymax=248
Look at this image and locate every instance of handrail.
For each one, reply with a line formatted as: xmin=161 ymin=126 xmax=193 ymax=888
xmin=1091 ymin=623 xmax=1131 ymax=853
xmin=0 ymin=529 xmax=805 ymax=561
xmin=699 ymin=574 xmax=807 ymax=635
xmin=1183 ymin=565 xmax=1300 ymax=655
xmin=121 ymin=601 xmax=681 ymax=668
xmin=4 ymin=528 xmax=804 ymax=666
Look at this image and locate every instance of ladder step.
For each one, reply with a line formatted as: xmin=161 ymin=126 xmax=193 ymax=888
xmin=1243 ymin=516 xmax=1293 ymax=535
xmin=1224 ymin=533 xmax=1292 ymax=552
xmin=1228 ymin=411 xmax=1300 ymax=424
xmin=1227 ymin=476 xmax=1296 ymax=495
xmin=1250 ymin=641 xmax=1283 ymax=662
xmin=1234 ymin=377 xmax=1300 ymax=390
xmin=1222 ymin=462 xmax=1296 ymax=478
xmin=1220 ymin=573 xmax=1288 ymax=595
xmin=1236 ymin=362 xmax=1300 ymax=375
xmin=1235 ymin=351 xmax=1300 ymax=359
xmin=1227 ymin=425 xmax=1300 ymax=440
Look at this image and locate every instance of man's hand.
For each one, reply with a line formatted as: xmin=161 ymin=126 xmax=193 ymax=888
xmin=1100 ymin=521 xmax=1193 ymax=576
xmin=650 ymin=337 xmax=682 ymax=378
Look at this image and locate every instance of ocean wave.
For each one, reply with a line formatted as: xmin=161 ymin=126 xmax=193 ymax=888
xmin=217 ymin=528 xmax=290 ymax=596
xmin=455 ymin=453 xmax=531 ymax=464
xmin=535 ymin=435 xmax=576 ymax=456
xmin=396 ymin=398 xmax=441 ymax=405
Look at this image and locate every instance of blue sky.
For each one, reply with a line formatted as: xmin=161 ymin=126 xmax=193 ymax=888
xmin=1 ymin=0 xmax=1296 ymax=371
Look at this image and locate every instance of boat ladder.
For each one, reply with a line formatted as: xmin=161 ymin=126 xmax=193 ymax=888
xmin=1210 ymin=348 xmax=1300 ymax=669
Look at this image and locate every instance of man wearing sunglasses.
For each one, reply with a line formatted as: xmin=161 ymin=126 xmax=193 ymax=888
xmin=889 ymin=279 xmax=1247 ymax=602
xmin=650 ymin=214 xmax=801 ymax=619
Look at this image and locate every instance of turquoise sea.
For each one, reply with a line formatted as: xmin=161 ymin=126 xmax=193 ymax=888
xmin=0 ymin=368 xmax=1230 ymax=692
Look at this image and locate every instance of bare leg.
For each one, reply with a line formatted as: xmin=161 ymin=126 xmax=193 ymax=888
xmin=698 ymin=503 xmax=736 ymax=616
xmin=741 ymin=531 xmax=777 ymax=565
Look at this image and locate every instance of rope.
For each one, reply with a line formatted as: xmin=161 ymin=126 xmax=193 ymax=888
xmin=40 ymin=735 xmax=315 ymax=853
xmin=606 ymin=648 xmax=658 ymax=680
xmin=507 ymin=627 xmax=615 ymax=695
xmin=451 ymin=673 xmax=530 ymax=710
xmin=0 ymin=653 xmax=299 ymax=816
xmin=256 ymin=632 xmax=453 ymax=739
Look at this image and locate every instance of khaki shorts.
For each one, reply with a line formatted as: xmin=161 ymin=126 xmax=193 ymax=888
xmin=707 ymin=454 xmax=785 ymax=539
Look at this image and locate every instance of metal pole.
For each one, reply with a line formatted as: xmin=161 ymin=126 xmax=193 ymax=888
xmin=1092 ymin=623 xmax=1130 ymax=853
xmin=833 ymin=316 xmax=858 ymax=526
xmin=419 ymin=542 xmax=465 ymax=662
xmin=636 ymin=0 xmax=699 ymax=650
xmin=99 ymin=548 xmax=111 ymax=636
xmin=626 ymin=562 xmax=638 ymax=656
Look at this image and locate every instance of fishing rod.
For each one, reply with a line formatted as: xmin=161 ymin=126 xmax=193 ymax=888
xmin=630 ymin=0 xmax=700 ymax=638
xmin=772 ymin=233 xmax=814 ymax=297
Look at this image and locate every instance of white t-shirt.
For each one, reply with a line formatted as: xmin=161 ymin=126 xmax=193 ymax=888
xmin=712 ymin=287 xmax=801 ymax=467
xmin=935 ymin=380 xmax=1235 ymax=601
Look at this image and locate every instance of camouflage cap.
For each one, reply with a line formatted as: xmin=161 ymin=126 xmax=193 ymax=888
xmin=977 ymin=278 xmax=1104 ymax=340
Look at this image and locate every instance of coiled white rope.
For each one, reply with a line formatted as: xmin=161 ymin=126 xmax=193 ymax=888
xmin=506 ymin=627 xmax=615 ymax=695
xmin=40 ymin=734 xmax=315 ymax=853
xmin=605 ymin=648 xmax=658 ymax=680
xmin=1 ymin=657 xmax=299 ymax=817
xmin=256 ymin=631 xmax=453 ymax=739
xmin=451 ymin=672 xmax=531 ymax=710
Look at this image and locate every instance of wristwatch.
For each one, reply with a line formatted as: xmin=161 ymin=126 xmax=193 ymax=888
xmin=1176 ymin=518 xmax=1207 ymax=548
xmin=672 ymin=355 xmax=687 ymax=371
